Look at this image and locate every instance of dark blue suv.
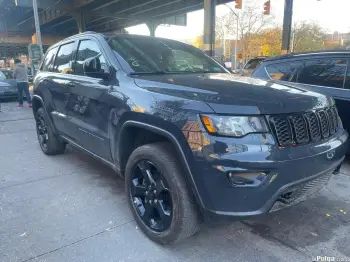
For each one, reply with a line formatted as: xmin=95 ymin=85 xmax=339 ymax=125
xmin=32 ymin=33 xmax=348 ymax=244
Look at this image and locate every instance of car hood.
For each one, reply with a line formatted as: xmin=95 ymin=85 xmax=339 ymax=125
xmin=133 ymin=73 xmax=332 ymax=115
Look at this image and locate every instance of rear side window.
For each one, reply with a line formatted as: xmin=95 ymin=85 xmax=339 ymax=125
xmin=41 ymin=47 xmax=58 ymax=72
xmin=266 ymin=62 xmax=301 ymax=81
xmin=54 ymin=42 xmax=75 ymax=74
xmin=297 ymin=59 xmax=347 ymax=88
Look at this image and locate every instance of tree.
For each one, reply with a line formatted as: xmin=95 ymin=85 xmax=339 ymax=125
xmin=292 ymin=21 xmax=327 ymax=53
xmin=260 ymin=27 xmax=282 ymax=56
xmin=216 ymin=1 xmax=275 ymax=61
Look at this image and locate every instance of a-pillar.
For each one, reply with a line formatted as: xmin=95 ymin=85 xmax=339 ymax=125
xmin=203 ymin=0 xmax=216 ymax=57
xmin=72 ymin=11 xmax=86 ymax=33
xmin=147 ymin=21 xmax=159 ymax=37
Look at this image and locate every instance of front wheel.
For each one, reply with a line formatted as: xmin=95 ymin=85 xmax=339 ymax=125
xmin=125 ymin=142 xmax=201 ymax=244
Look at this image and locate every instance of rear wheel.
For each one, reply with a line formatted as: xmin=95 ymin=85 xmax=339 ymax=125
xmin=125 ymin=142 xmax=201 ymax=244
xmin=35 ymin=107 xmax=66 ymax=155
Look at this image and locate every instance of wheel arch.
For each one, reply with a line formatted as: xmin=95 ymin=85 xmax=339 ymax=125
xmin=117 ymin=120 xmax=204 ymax=209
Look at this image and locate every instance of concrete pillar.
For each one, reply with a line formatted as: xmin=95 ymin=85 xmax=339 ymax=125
xmin=147 ymin=21 xmax=158 ymax=37
xmin=73 ymin=11 xmax=86 ymax=33
xmin=203 ymin=0 xmax=216 ymax=56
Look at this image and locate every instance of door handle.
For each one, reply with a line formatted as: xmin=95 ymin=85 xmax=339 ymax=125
xmin=67 ymin=82 xmax=75 ymax=88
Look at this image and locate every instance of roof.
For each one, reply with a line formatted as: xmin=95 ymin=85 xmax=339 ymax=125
xmin=264 ymin=50 xmax=350 ymax=62
xmin=50 ymin=32 xmax=196 ymax=50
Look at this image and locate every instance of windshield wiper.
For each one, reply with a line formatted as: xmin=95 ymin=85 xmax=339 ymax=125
xmin=129 ymin=71 xmax=167 ymax=75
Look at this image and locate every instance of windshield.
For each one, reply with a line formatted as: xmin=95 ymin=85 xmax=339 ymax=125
xmin=0 ymin=71 xmax=5 ymax=81
xmin=107 ymin=36 xmax=226 ymax=74
xmin=1 ymin=70 xmax=13 ymax=79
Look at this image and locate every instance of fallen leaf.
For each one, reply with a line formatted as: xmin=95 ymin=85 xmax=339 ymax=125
xmin=325 ymin=213 xmax=331 ymax=217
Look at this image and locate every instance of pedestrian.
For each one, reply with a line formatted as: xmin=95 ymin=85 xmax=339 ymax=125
xmin=13 ymin=59 xmax=32 ymax=108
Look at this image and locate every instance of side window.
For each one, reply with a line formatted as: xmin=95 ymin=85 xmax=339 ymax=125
xmin=74 ymin=40 xmax=108 ymax=77
xmin=265 ymin=61 xmax=301 ymax=82
xmin=41 ymin=47 xmax=58 ymax=72
xmin=54 ymin=42 xmax=75 ymax=74
xmin=297 ymin=59 xmax=347 ymax=88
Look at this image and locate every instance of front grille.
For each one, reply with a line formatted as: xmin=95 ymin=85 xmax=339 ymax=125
xmin=269 ymin=106 xmax=340 ymax=147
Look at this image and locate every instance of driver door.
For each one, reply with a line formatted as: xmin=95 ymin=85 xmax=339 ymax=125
xmin=65 ymin=38 xmax=113 ymax=161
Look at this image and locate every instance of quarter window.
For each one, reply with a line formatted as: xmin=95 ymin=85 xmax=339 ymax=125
xmin=297 ymin=59 xmax=347 ymax=89
xmin=74 ymin=40 xmax=108 ymax=76
xmin=41 ymin=47 xmax=58 ymax=72
xmin=54 ymin=42 xmax=75 ymax=74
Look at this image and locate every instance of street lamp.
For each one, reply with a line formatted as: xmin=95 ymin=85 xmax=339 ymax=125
xmin=224 ymin=4 xmax=239 ymax=70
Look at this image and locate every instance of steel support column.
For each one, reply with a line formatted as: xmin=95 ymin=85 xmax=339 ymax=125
xmin=281 ymin=0 xmax=293 ymax=54
xmin=73 ymin=11 xmax=86 ymax=33
xmin=203 ymin=0 xmax=216 ymax=56
xmin=147 ymin=21 xmax=158 ymax=37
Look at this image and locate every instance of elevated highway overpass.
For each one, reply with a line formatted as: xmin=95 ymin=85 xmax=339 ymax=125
xmin=0 ymin=0 xmax=232 ymax=57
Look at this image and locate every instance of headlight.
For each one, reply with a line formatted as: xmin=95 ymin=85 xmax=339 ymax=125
xmin=200 ymin=115 xmax=268 ymax=137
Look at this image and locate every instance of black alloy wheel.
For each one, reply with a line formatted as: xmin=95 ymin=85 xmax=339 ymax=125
xmin=35 ymin=108 xmax=66 ymax=155
xmin=130 ymin=160 xmax=173 ymax=232
xmin=125 ymin=143 xmax=201 ymax=244
xmin=36 ymin=111 xmax=49 ymax=151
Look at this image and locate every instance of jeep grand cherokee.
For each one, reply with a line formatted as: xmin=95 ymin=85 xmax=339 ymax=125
xmin=32 ymin=32 xmax=348 ymax=244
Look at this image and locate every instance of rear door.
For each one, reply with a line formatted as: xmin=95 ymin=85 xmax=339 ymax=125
xmin=65 ymin=38 xmax=113 ymax=161
xmin=47 ymin=41 xmax=76 ymax=135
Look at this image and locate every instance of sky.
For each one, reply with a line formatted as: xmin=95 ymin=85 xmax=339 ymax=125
xmin=126 ymin=0 xmax=350 ymax=40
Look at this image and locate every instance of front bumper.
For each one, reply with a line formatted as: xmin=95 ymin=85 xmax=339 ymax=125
xmin=0 ymin=89 xmax=17 ymax=99
xmin=187 ymin=128 xmax=348 ymax=218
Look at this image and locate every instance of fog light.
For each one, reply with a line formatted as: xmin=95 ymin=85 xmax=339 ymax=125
xmin=228 ymin=172 xmax=267 ymax=187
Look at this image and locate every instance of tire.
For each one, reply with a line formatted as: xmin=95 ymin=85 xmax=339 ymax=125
xmin=125 ymin=142 xmax=201 ymax=245
xmin=35 ymin=107 xmax=66 ymax=155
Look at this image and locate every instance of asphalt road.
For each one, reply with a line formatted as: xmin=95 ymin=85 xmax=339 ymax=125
xmin=1 ymin=102 xmax=350 ymax=262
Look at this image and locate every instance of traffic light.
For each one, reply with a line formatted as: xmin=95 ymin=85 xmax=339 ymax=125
xmin=235 ymin=0 xmax=242 ymax=9
xmin=263 ymin=0 xmax=271 ymax=15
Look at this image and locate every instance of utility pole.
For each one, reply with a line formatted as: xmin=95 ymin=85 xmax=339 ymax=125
xmin=224 ymin=4 xmax=239 ymax=70
xmin=281 ymin=0 xmax=293 ymax=54
xmin=32 ymin=0 xmax=44 ymax=58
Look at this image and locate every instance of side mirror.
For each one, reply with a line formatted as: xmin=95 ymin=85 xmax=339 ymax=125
xmin=83 ymin=55 xmax=110 ymax=80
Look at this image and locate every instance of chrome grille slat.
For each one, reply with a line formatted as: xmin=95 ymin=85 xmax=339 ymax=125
xmin=270 ymin=117 xmax=293 ymax=146
xmin=326 ymin=108 xmax=336 ymax=135
xmin=317 ymin=110 xmax=330 ymax=138
xmin=289 ymin=114 xmax=309 ymax=143
xmin=305 ymin=112 xmax=321 ymax=142
xmin=270 ymin=106 xmax=339 ymax=147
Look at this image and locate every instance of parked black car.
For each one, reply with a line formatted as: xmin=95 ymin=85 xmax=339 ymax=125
xmin=32 ymin=33 xmax=348 ymax=244
xmin=0 ymin=69 xmax=17 ymax=99
xmin=252 ymin=51 xmax=350 ymax=152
